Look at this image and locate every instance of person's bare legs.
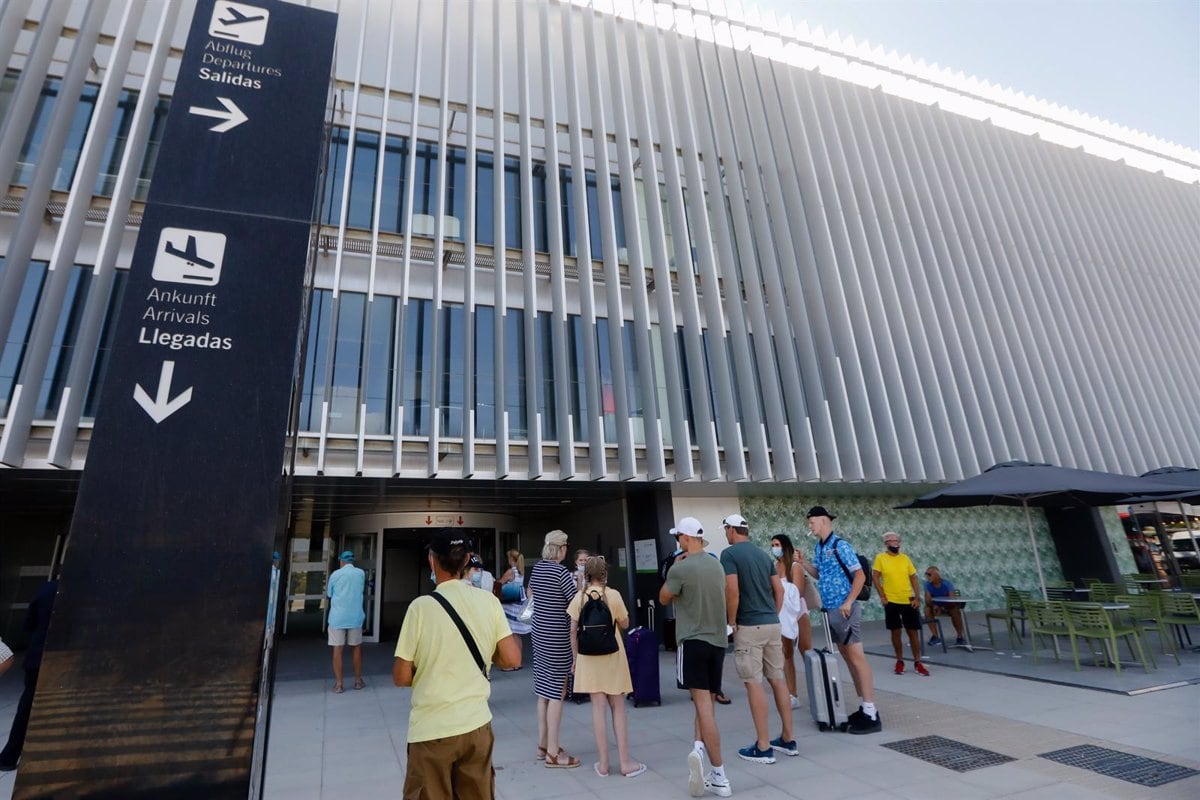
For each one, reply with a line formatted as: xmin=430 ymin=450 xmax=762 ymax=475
xmin=891 ymin=627 xmax=904 ymax=660
xmin=906 ymin=628 xmax=923 ymax=662
xmin=689 ymin=689 xmax=723 ymax=767
xmin=609 ymin=694 xmax=639 ymax=774
xmin=745 ymin=680 xmax=772 ymax=749
xmin=536 ymin=696 xmax=549 ymax=756
xmin=331 ymin=644 xmax=344 ymax=688
xmin=351 ymin=644 xmax=363 ymax=684
xmin=838 ymin=642 xmax=875 ymax=703
xmin=590 ymin=692 xmax=610 ymax=774
xmin=797 ymin=615 xmax=813 ymax=652
xmin=767 ymin=677 xmax=794 ymax=740
xmin=949 ymin=607 xmax=966 ymax=638
xmin=544 ymin=682 xmax=567 ymax=761
xmin=781 ymin=636 xmax=797 ymax=698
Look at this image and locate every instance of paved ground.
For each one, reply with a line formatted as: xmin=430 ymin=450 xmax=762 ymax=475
xmin=1 ymin=616 xmax=1197 ymax=799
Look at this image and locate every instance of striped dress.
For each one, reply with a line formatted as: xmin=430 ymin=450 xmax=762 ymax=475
xmin=529 ymin=559 xmax=577 ymax=701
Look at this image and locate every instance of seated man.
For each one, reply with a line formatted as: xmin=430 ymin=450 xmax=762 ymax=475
xmin=923 ymin=566 xmax=967 ymax=646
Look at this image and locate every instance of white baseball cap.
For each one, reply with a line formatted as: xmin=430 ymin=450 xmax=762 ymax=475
xmin=670 ymin=516 xmax=707 ymax=545
xmin=722 ymin=513 xmax=748 ymax=528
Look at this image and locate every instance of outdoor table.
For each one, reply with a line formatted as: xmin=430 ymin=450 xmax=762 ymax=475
xmin=931 ymin=597 xmax=991 ymax=652
xmin=1133 ymin=578 xmax=1169 ymax=587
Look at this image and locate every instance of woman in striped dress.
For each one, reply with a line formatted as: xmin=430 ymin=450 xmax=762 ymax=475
xmin=529 ymin=529 xmax=581 ymax=768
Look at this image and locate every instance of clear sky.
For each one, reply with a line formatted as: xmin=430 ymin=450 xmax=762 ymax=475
xmin=748 ymin=0 xmax=1200 ymax=151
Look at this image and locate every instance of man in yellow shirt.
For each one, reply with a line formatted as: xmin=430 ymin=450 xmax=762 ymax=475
xmin=871 ymin=531 xmax=928 ymax=676
xmin=394 ymin=529 xmax=522 ymax=800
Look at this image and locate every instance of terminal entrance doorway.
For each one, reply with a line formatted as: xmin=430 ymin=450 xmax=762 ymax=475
xmin=331 ymin=512 xmax=518 ymax=643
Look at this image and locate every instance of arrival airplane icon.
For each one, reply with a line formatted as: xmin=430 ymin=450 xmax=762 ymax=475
xmin=209 ymin=2 xmax=269 ymax=45
xmin=153 ymin=228 xmax=226 ymax=286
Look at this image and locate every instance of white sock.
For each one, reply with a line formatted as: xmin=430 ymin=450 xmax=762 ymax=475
xmin=862 ymin=701 xmax=878 ymax=719
xmin=711 ymin=765 xmax=726 ymax=780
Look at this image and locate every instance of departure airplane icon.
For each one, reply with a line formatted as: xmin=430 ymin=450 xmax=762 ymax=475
xmin=209 ymin=2 xmax=269 ymax=45
xmin=164 ymin=235 xmax=216 ymax=271
xmin=219 ymin=7 xmax=265 ymax=26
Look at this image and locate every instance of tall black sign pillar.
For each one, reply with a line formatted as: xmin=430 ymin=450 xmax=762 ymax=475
xmin=15 ymin=2 xmax=337 ymax=797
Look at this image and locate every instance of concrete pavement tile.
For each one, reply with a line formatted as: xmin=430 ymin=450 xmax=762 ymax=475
xmin=893 ymin=774 xmax=1003 ymax=800
xmin=953 ymin=762 xmax=1060 ymax=794
xmin=1001 ymin=782 xmax=1126 ymax=799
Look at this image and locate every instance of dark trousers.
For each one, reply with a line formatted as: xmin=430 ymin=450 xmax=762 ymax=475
xmin=0 ymin=667 xmax=38 ymax=767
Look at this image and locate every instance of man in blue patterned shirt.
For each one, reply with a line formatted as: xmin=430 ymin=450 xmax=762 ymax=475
xmin=796 ymin=506 xmax=881 ymax=734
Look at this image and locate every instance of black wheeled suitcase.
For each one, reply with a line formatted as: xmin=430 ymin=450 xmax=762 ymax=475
xmin=804 ymin=609 xmax=849 ymax=732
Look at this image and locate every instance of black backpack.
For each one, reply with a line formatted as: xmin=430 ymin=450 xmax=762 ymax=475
xmin=827 ymin=536 xmax=873 ymax=602
xmin=577 ymin=589 xmax=619 ymax=656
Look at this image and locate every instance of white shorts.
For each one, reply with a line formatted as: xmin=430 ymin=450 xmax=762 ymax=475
xmin=328 ymin=627 xmax=363 ymax=646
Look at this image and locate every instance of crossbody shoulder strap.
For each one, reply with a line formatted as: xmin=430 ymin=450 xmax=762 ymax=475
xmin=430 ymin=592 xmax=489 ymax=681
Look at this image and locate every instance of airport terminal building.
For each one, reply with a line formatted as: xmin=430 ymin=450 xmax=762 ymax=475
xmin=1 ymin=0 xmax=1198 ymax=643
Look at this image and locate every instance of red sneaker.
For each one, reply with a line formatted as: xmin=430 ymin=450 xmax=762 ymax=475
xmin=914 ymin=661 xmax=930 ymax=676
xmin=894 ymin=659 xmax=904 ymax=675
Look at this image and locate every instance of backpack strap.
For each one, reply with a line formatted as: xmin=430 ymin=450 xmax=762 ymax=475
xmin=827 ymin=535 xmax=855 ymax=585
xmin=430 ymin=592 xmax=489 ymax=681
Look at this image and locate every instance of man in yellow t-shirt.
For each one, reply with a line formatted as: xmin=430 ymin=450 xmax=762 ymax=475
xmin=394 ymin=529 xmax=522 ymax=800
xmin=871 ymin=531 xmax=928 ymax=677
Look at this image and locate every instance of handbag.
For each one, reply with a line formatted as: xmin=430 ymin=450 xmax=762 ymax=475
xmin=517 ymin=594 xmax=535 ymax=623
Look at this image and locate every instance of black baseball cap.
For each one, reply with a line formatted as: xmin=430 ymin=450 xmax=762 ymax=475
xmin=806 ymin=505 xmax=836 ymax=520
xmin=427 ymin=528 xmax=473 ymax=555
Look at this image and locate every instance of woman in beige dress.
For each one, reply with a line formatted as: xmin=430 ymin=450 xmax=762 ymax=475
xmin=566 ymin=556 xmax=645 ymax=778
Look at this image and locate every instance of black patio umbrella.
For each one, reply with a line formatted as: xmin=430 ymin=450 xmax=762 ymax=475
xmin=897 ymin=461 xmax=1187 ymax=597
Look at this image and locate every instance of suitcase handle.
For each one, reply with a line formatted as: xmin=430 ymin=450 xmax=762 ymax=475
xmin=819 ymin=608 xmax=838 ymax=652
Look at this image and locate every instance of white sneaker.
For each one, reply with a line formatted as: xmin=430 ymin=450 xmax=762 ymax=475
xmin=688 ymin=749 xmax=705 ymax=797
xmin=789 ymin=694 xmax=800 ymax=709
xmin=705 ymin=771 xmax=733 ymax=797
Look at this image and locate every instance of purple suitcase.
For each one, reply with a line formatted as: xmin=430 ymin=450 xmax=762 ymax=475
xmin=625 ymin=627 xmax=661 ymax=707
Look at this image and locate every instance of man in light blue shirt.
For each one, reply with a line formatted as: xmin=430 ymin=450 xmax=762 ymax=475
xmin=328 ymin=550 xmax=366 ymax=693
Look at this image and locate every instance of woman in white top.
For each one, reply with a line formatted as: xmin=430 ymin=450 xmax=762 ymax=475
xmin=772 ymin=534 xmax=812 ymax=709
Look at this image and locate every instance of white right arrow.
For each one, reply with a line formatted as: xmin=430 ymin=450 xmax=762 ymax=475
xmin=188 ymin=96 xmax=249 ymax=133
xmin=134 ymin=361 xmax=193 ymax=423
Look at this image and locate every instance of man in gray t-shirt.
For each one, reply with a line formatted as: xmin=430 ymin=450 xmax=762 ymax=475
xmin=720 ymin=514 xmax=795 ymax=764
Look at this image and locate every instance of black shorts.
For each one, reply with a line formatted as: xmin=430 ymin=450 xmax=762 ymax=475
xmin=676 ymin=640 xmax=725 ymax=692
xmin=884 ymin=601 xmax=921 ymax=631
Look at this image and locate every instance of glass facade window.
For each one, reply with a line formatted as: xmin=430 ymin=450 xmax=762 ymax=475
xmin=93 ymin=90 xmax=171 ymax=199
xmin=475 ymin=305 xmax=496 ymax=438
xmin=536 ymin=311 xmax=557 ymax=440
xmin=34 ymin=265 xmax=91 ymax=419
xmin=328 ymin=292 xmax=367 ymax=434
xmin=82 ymin=270 xmax=128 ymax=419
xmin=10 ymin=78 xmax=99 ymax=191
xmin=505 ymin=309 xmax=526 ymax=440
xmin=622 ymin=324 xmax=646 ymax=446
xmin=0 ymin=261 xmax=49 ymax=417
xmin=401 ymin=298 xmax=433 ymax=436
xmin=298 ymin=289 xmax=333 ymax=432
xmin=439 ymin=303 xmax=465 ymax=436
xmin=595 ymin=318 xmax=617 ymax=444
xmin=363 ymin=296 xmax=396 ymax=435
xmin=475 ymin=154 xmax=525 ymax=249
xmin=567 ymin=314 xmax=589 ymax=442
xmin=676 ymin=328 xmax=697 ymax=444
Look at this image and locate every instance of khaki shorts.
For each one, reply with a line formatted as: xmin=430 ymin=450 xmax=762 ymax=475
xmin=328 ymin=626 xmax=363 ymax=646
xmin=733 ymin=623 xmax=784 ymax=682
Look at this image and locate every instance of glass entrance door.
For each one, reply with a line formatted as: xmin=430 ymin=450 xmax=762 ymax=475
xmin=338 ymin=531 xmax=381 ymax=643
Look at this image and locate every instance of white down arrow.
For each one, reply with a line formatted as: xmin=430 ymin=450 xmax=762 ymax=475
xmin=134 ymin=361 xmax=193 ymax=423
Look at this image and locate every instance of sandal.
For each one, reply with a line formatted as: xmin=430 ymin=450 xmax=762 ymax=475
xmin=545 ymin=749 xmax=581 ymax=769
xmin=535 ymin=746 xmax=548 ymax=762
xmin=593 ymin=762 xmax=608 ymax=777
xmin=621 ymin=763 xmax=647 ymax=779
xmin=332 ymin=683 xmax=344 ymax=694
xmin=354 ymin=679 xmax=366 ymax=690
xmin=713 ymin=693 xmax=731 ymax=705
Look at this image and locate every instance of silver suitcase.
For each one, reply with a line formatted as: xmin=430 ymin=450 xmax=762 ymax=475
xmin=804 ymin=609 xmax=849 ymax=732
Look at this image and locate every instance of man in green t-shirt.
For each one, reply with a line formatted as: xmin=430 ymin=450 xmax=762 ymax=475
xmin=720 ymin=514 xmax=795 ymax=765
xmin=660 ymin=517 xmax=732 ymax=798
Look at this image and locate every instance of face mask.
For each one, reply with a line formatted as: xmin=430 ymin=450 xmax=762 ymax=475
xmin=430 ymin=570 xmax=437 ymax=584
xmin=887 ymin=545 xmax=900 ymax=554
xmin=770 ymin=546 xmax=783 ymax=559
xmin=470 ymin=571 xmax=482 ymax=587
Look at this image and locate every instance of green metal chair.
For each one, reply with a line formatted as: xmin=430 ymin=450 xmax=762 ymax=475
xmin=1179 ymin=574 xmax=1200 ymax=590
xmin=1157 ymin=591 xmax=1200 ymax=649
xmin=1114 ymin=594 xmax=1175 ymax=667
xmin=1026 ymin=599 xmax=1080 ymax=670
xmin=1063 ymin=602 xmax=1152 ymax=675
xmin=1088 ymin=583 xmax=1121 ymax=602
xmin=985 ymin=586 xmax=1029 ymax=648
